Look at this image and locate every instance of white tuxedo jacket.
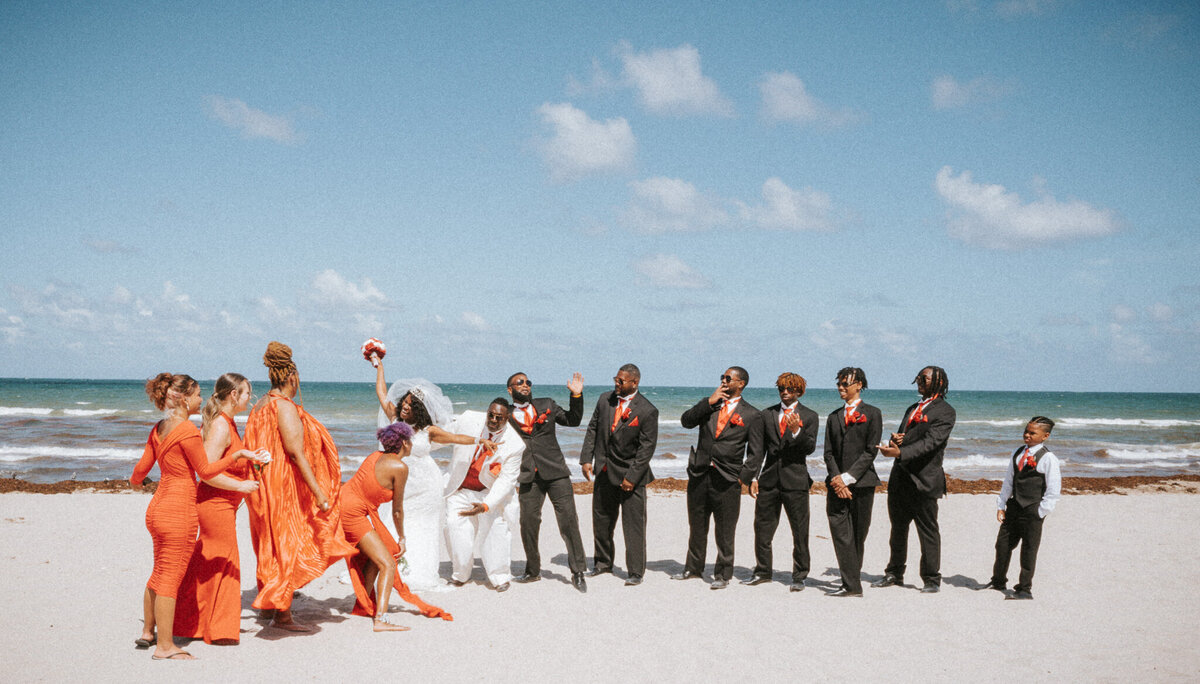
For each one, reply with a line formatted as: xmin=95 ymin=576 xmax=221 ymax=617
xmin=443 ymin=411 xmax=524 ymax=512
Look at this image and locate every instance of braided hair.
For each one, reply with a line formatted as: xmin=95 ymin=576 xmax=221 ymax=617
xmin=916 ymin=366 xmax=949 ymax=397
xmin=1029 ymin=416 xmax=1055 ymax=434
xmin=835 ymin=367 xmax=868 ymax=390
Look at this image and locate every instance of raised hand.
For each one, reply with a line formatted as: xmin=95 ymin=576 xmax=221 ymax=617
xmin=567 ymin=372 xmax=584 ymax=396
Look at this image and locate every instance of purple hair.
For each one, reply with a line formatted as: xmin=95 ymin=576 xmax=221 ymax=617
xmin=377 ymin=421 xmax=414 ymax=453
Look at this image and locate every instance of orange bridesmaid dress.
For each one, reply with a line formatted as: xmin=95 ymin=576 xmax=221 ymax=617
xmin=174 ymin=414 xmax=251 ymax=643
xmin=340 ymin=451 xmax=452 ymax=621
xmin=243 ymin=395 xmax=355 ymax=612
xmin=130 ymin=420 xmax=239 ymax=599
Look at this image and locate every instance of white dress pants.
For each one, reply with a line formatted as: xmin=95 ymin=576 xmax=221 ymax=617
xmin=445 ymin=488 xmax=513 ymax=586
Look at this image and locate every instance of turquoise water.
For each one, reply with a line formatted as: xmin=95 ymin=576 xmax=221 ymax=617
xmin=1 ymin=378 xmax=1197 ymax=484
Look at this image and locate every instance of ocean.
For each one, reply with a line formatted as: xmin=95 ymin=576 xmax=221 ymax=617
xmin=1 ymin=378 xmax=1197 ymax=484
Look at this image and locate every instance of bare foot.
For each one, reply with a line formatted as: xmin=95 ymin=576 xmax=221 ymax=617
xmin=270 ymin=609 xmax=314 ymax=632
xmin=373 ymin=617 xmax=411 ymax=632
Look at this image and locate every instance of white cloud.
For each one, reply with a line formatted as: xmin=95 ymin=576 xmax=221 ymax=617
xmin=931 ymin=75 xmax=1016 ymax=110
xmin=618 ymin=42 xmax=734 ymax=117
xmin=566 ymin=58 xmax=618 ymax=96
xmin=934 ymin=166 xmax=1121 ymax=248
xmin=207 ymin=95 xmax=298 ymax=144
xmin=1111 ymin=305 xmax=1137 ymax=323
xmin=996 ymin=0 xmax=1055 ymax=18
xmin=632 ymin=254 xmax=710 ymax=289
xmin=759 ymin=72 xmax=860 ymax=127
xmin=84 ymin=237 xmax=139 ymax=254
xmin=622 ymin=177 xmax=729 ymax=233
xmin=309 ymin=269 xmax=390 ymax=311
xmin=536 ymin=102 xmax=636 ymax=181
xmin=1149 ymin=303 xmax=1174 ymax=322
xmin=808 ymin=319 xmax=918 ymax=357
xmin=461 ymin=311 xmax=490 ymax=331
xmin=1107 ymin=323 xmax=1154 ymax=364
xmin=737 ymin=177 xmax=835 ymax=231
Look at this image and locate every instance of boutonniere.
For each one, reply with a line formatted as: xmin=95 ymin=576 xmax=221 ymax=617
xmin=534 ymin=408 xmax=551 ymax=425
xmin=912 ymin=414 xmax=929 ymax=424
xmin=729 ymin=413 xmax=744 ymax=427
xmin=848 ymin=412 xmax=868 ymax=425
xmin=628 ymin=416 xmax=639 ymax=428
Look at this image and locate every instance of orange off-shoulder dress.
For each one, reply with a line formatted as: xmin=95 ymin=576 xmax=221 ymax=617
xmin=130 ymin=420 xmax=239 ymax=599
xmin=243 ymin=394 xmax=355 ymax=612
xmin=340 ymin=451 xmax=452 ymax=621
xmin=174 ymin=414 xmax=251 ymax=643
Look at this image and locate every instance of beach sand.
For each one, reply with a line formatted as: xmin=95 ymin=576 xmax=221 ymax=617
xmin=1 ymin=487 xmax=1197 ymax=682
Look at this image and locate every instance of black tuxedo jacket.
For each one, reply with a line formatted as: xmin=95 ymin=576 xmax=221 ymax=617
xmin=822 ymin=402 xmax=883 ymax=489
xmin=509 ymin=394 xmax=584 ymax=483
xmin=892 ymin=397 xmax=956 ymax=497
xmin=681 ymin=397 xmax=764 ymax=485
xmin=757 ymin=402 xmax=818 ymax=491
xmin=580 ymin=391 xmax=658 ymax=488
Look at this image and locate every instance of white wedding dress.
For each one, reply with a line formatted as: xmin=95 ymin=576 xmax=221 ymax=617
xmin=393 ymin=428 xmax=447 ymax=591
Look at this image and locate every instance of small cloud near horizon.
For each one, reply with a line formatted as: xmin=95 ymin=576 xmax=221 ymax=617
xmin=632 ymin=253 xmax=711 ymax=289
xmin=207 ymin=95 xmax=299 ymax=144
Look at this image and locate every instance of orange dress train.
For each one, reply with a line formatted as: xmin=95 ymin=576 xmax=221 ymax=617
xmin=244 ymin=395 xmax=355 ymax=611
xmin=174 ymin=414 xmax=251 ymax=643
xmin=340 ymin=451 xmax=452 ymax=621
xmin=130 ymin=421 xmax=239 ymax=599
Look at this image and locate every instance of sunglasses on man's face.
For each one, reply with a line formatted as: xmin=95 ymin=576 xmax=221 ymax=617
xmin=510 ymin=378 xmax=530 ymax=387
xmin=720 ymin=375 xmax=734 ymax=383
xmin=837 ymin=380 xmax=859 ymax=388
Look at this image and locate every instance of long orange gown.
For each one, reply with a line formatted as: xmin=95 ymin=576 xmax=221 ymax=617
xmin=174 ymin=414 xmax=251 ymax=643
xmin=340 ymin=451 xmax=452 ymax=621
xmin=244 ymin=394 xmax=355 ymax=611
xmin=130 ymin=420 xmax=239 ymax=598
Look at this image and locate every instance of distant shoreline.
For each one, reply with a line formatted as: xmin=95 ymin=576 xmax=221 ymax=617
xmin=6 ymin=474 xmax=1199 ymax=496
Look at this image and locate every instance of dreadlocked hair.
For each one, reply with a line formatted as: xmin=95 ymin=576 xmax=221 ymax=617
xmin=263 ymin=341 xmax=297 ymax=389
xmin=918 ymin=366 xmax=949 ymax=397
xmin=836 ymin=367 xmax=868 ymax=390
xmin=775 ymin=372 xmax=807 ymax=395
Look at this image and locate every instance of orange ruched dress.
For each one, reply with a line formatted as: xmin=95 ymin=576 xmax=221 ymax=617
xmin=130 ymin=420 xmax=239 ymax=599
xmin=341 ymin=451 xmax=452 ymax=621
xmin=244 ymin=394 xmax=355 ymax=611
xmin=174 ymin=414 xmax=251 ymax=643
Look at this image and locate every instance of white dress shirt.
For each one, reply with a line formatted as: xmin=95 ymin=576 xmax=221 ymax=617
xmin=996 ymin=444 xmax=1062 ymax=518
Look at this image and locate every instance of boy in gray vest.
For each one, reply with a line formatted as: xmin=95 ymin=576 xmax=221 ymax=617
xmin=983 ymin=416 xmax=1062 ymax=600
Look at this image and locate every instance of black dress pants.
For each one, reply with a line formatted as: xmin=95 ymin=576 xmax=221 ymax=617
xmin=519 ymin=473 xmax=586 ymax=575
xmin=751 ymin=486 xmax=810 ymax=582
xmin=685 ymin=468 xmax=741 ymax=580
xmin=884 ymin=479 xmax=941 ymax=585
xmin=826 ymin=486 xmax=874 ymax=593
xmin=592 ymin=473 xmax=648 ymax=577
xmin=991 ymin=499 xmax=1045 ymax=593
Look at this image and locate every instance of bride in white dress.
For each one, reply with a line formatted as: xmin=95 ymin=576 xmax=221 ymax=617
xmin=368 ymin=354 xmax=497 ymax=591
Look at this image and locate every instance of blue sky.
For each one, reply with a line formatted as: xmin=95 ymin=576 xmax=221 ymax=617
xmin=2 ymin=1 xmax=1197 ymax=392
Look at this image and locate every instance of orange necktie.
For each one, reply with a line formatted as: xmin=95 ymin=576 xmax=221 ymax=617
xmin=1019 ymin=447 xmax=1036 ymax=470
xmin=611 ymin=399 xmax=628 ymax=432
xmin=778 ymin=408 xmax=792 ymax=437
xmin=715 ymin=403 xmax=734 ymax=438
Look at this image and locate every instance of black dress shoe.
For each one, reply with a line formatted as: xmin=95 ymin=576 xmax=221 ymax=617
xmin=789 ymin=582 xmax=805 ymax=592
xmin=871 ymin=574 xmax=902 ymax=588
xmin=572 ymin=572 xmax=588 ymax=593
xmin=740 ymin=575 xmax=771 ymax=586
xmin=514 ymin=571 xmax=541 ymax=584
xmin=828 ymin=587 xmax=863 ymax=597
xmin=624 ymin=575 xmax=643 ymax=586
xmin=585 ymin=567 xmax=612 ymax=578
xmin=1005 ymin=590 xmax=1033 ymax=600
xmin=494 ymin=582 xmax=510 ymax=593
xmin=920 ymin=583 xmax=940 ymax=594
xmin=670 ymin=570 xmax=702 ymax=581
xmin=710 ymin=579 xmax=729 ymax=590
xmin=447 ymin=579 xmax=466 ymax=587
xmin=979 ymin=581 xmax=1006 ymax=592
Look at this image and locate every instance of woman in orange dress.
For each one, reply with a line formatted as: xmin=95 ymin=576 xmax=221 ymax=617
xmin=174 ymin=372 xmax=266 ymax=644
xmin=244 ymin=341 xmax=356 ymax=631
xmin=130 ymin=373 xmax=264 ymax=661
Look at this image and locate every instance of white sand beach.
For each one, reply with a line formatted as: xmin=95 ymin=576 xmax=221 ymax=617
xmin=1 ymin=489 xmax=1197 ymax=682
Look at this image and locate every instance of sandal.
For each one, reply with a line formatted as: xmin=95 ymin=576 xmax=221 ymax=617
xmin=151 ymin=651 xmax=194 ymax=661
xmin=134 ymin=636 xmax=155 ymax=649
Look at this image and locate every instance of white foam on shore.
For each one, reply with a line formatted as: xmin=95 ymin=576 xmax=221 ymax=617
xmin=62 ymin=409 xmax=119 ymax=417
xmin=1059 ymin=418 xmax=1200 ymax=428
xmin=1099 ymin=444 xmax=1200 ymax=461
xmin=0 ymin=445 xmax=142 ymax=462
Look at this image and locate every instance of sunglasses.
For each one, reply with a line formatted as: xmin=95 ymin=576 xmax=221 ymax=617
xmin=510 ymin=378 xmax=530 ymax=387
xmin=836 ymin=380 xmax=859 ymax=388
xmin=720 ymin=374 xmax=735 ymax=383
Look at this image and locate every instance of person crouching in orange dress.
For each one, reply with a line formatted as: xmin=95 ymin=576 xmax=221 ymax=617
xmin=244 ymin=341 xmax=356 ymax=631
xmin=175 ymin=372 xmax=267 ymax=644
xmin=131 ymin=373 xmax=265 ymax=660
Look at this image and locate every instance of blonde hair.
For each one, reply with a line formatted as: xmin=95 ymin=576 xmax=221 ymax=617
xmin=263 ymin=341 xmax=297 ymax=389
xmin=144 ymin=372 xmax=199 ymax=411
xmin=202 ymin=373 xmax=249 ymax=439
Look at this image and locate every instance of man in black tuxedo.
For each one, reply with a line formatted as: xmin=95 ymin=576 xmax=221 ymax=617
xmin=672 ymin=366 xmax=764 ymax=590
xmin=580 ymin=363 xmax=659 ymax=586
xmin=823 ymin=367 xmax=882 ymax=597
xmin=742 ymin=372 xmax=818 ymax=592
xmin=508 ymin=371 xmax=588 ymax=592
xmin=875 ymin=366 xmax=956 ymax=593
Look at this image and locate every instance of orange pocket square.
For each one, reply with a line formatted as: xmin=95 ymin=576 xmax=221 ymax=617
xmin=488 ymin=462 xmax=502 ymax=476
xmin=629 ymin=416 xmax=639 ymax=428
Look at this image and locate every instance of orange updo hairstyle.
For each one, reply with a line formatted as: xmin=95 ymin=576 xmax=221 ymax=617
xmin=263 ymin=341 xmax=297 ymax=389
xmin=775 ymin=372 xmax=807 ymax=396
xmin=145 ymin=372 xmax=200 ymax=411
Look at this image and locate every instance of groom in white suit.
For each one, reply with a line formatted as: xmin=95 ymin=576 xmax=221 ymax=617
xmin=444 ymin=398 xmax=525 ymax=591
